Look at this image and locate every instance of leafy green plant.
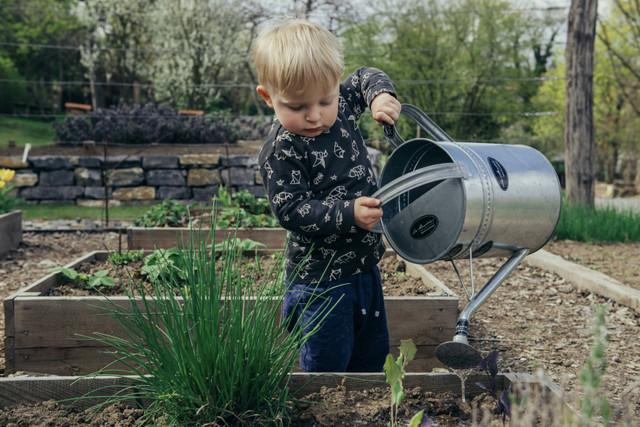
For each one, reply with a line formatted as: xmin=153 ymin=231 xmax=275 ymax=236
xmin=107 ymin=250 xmax=145 ymax=265
xmin=139 ymin=248 xmax=187 ymax=283
xmin=213 ymin=237 xmax=266 ymax=254
xmin=213 ymin=186 xmax=279 ymax=228
xmin=383 ymin=339 xmax=429 ymax=427
xmin=47 ymin=267 xmax=116 ymax=289
xmin=133 ymin=199 xmax=189 ymax=227
xmin=73 ymin=216 xmax=336 ymax=425
xmin=475 ymin=350 xmax=511 ymax=425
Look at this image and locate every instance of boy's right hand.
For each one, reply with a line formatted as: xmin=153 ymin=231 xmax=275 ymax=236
xmin=371 ymin=93 xmax=401 ymax=126
xmin=354 ymin=197 xmax=383 ymax=230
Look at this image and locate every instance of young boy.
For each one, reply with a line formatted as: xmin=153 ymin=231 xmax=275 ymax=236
xmin=253 ymin=18 xmax=401 ymax=372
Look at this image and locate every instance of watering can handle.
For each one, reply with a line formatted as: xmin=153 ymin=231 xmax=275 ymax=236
xmin=372 ymin=163 xmax=467 ymax=206
xmin=383 ymin=104 xmax=454 ymax=148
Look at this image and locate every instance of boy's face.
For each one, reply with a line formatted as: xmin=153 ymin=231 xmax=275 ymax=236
xmin=257 ymin=82 xmax=339 ymax=138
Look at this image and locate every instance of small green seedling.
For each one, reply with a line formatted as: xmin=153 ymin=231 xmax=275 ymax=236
xmin=108 ymin=250 xmax=145 ymax=265
xmin=48 ymin=267 xmax=116 ymax=290
xmin=383 ymin=339 xmax=430 ymax=427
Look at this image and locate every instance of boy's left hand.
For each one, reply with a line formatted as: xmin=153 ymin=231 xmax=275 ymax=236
xmin=371 ymin=93 xmax=401 ymax=126
xmin=354 ymin=197 xmax=383 ymax=230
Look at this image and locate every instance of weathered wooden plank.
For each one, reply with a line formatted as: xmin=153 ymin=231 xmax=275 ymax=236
xmin=0 ymin=372 xmax=535 ymax=409
xmin=0 ymin=210 xmax=22 ymax=256
xmin=13 ymin=343 xmax=443 ymax=376
xmin=127 ymin=227 xmax=288 ymax=251
xmin=13 ymin=346 xmax=132 ymax=376
xmin=527 ymin=249 xmax=640 ymax=311
xmin=385 ymin=297 xmax=458 ymax=345
xmin=13 ymin=296 xmax=456 ymax=349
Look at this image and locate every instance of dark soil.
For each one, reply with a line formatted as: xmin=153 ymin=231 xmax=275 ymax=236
xmin=43 ymin=250 xmax=441 ymax=297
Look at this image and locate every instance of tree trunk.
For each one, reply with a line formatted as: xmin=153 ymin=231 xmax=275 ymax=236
xmin=564 ymin=0 xmax=598 ymax=206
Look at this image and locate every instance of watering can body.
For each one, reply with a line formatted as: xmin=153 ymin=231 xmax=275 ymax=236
xmin=373 ymin=104 xmax=562 ymax=265
xmin=376 ymin=138 xmax=562 ymax=264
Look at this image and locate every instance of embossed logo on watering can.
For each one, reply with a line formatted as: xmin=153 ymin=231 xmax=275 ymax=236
xmin=488 ymin=157 xmax=509 ymax=191
xmin=409 ymin=215 xmax=438 ymax=239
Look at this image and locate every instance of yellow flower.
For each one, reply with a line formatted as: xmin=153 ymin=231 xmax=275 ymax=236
xmin=0 ymin=169 xmax=15 ymax=183
xmin=0 ymin=181 xmax=4 ymax=189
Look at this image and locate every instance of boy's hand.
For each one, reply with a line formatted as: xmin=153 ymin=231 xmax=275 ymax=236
xmin=371 ymin=93 xmax=401 ymax=126
xmin=354 ymin=197 xmax=383 ymax=230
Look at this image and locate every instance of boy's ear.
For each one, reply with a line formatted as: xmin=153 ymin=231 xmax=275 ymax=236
xmin=256 ymin=85 xmax=274 ymax=108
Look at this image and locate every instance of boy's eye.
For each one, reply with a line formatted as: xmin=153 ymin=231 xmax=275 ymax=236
xmin=288 ymin=105 xmax=303 ymax=111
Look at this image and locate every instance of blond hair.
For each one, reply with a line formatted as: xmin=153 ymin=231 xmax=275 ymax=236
xmin=253 ymin=18 xmax=344 ymax=96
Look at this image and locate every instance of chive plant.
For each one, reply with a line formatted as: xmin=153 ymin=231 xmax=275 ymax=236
xmin=77 ymin=210 xmax=335 ymax=425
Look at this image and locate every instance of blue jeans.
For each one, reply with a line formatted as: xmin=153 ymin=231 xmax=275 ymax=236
xmin=283 ymin=266 xmax=390 ymax=372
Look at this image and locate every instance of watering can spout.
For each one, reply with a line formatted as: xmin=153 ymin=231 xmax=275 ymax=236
xmin=435 ymin=249 xmax=529 ymax=370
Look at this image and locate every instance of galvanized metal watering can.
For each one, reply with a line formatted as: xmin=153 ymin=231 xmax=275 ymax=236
xmin=372 ymin=104 xmax=562 ymax=369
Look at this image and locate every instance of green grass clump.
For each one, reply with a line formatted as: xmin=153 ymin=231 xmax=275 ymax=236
xmin=17 ymin=203 xmax=153 ymax=221
xmin=75 ymin=211 xmax=334 ymax=425
xmin=552 ymin=201 xmax=640 ymax=243
xmin=0 ymin=117 xmax=57 ymax=147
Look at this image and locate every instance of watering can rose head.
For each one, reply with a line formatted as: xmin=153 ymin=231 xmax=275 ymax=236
xmin=0 ymin=168 xmax=20 ymax=215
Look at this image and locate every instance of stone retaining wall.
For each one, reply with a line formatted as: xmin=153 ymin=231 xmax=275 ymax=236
xmin=2 ymin=148 xmax=382 ymax=206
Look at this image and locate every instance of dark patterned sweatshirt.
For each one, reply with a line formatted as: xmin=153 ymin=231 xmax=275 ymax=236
xmin=258 ymin=67 xmax=396 ymax=284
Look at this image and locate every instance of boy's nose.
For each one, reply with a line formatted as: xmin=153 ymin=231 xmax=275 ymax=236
xmin=306 ymin=109 xmax=321 ymax=123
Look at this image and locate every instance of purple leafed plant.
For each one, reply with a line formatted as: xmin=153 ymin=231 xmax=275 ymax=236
xmin=476 ymin=349 xmax=511 ymax=425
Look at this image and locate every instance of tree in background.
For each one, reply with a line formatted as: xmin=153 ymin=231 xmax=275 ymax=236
xmin=597 ymin=0 xmax=640 ymax=186
xmin=341 ymin=0 xmax=562 ymax=144
xmin=0 ymin=0 xmax=85 ymax=115
xmin=564 ymin=0 xmax=597 ymax=206
xmin=149 ymin=0 xmax=248 ymax=110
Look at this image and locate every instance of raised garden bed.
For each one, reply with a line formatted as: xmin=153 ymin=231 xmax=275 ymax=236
xmin=0 ymin=371 xmax=564 ymax=426
xmin=4 ymin=250 xmax=458 ymax=376
xmin=0 ymin=210 xmax=21 ymax=256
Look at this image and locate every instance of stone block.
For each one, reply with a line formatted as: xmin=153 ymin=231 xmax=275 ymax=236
xmin=19 ymin=186 xmax=84 ymax=200
xmin=74 ymin=168 xmax=102 ymax=186
xmin=105 ymin=155 xmax=142 ymax=169
xmin=109 ymin=167 xmax=144 ymax=186
xmin=187 ymin=169 xmax=221 ymax=187
xmin=112 ymin=186 xmax=155 ymax=201
xmin=0 ymin=156 xmax=27 ymax=169
xmin=143 ymin=156 xmax=179 ymax=169
xmin=84 ymin=186 xmax=112 ymax=199
xmin=12 ymin=172 xmax=38 ymax=187
xmin=146 ymin=169 xmax=186 ymax=186
xmin=157 ymin=186 xmax=190 ymax=200
xmin=76 ymin=157 xmax=103 ymax=168
xmin=226 ymin=155 xmax=259 ymax=167
xmin=39 ymin=170 xmax=74 ymax=187
xmin=29 ymin=156 xmax=73 ymax=170
xmin=180 ymin=154 xmax=220 ymax=167
xmin=221 ymin=167 xmax=255 ymax=187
